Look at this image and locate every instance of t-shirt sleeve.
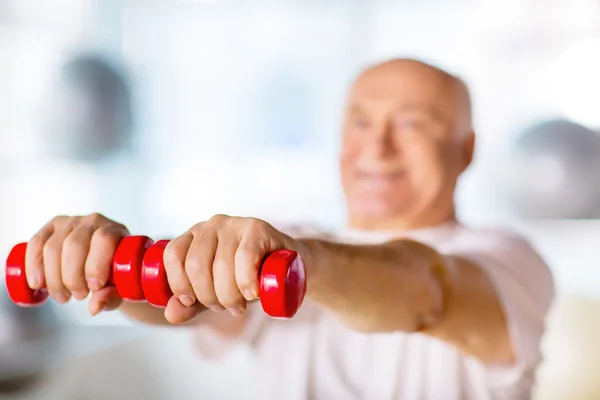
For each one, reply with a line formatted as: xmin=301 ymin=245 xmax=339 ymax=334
xmin=447 ymin=230 xmax=555 ymax=391
xmin=271 ymin=222 xmax=336 ymax=240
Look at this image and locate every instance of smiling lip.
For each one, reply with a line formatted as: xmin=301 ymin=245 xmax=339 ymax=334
xmin=356 ymin=170 xmax=406 ymax=185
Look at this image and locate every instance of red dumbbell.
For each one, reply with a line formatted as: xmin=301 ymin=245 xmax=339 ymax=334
xmin=4 ymin=235 xmax=307 ymax=319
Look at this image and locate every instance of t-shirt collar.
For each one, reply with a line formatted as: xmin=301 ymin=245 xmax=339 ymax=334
xmin=337 ymin=220 xmax=461 ymax=243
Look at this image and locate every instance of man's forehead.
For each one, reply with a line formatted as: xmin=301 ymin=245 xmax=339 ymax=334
xmin=346 ymin=60 xmax=471 ymax=121
xmin=349 ymin=61 xmax=453 ymax=100
xmin=346 ymin=100 xmax=441 ymax=118
xmin=342 ymin=59 xmax=473 ymax=133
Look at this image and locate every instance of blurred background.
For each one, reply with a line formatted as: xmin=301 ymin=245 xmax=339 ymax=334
xmin=1 ymin=0 xmax=600 ymax=398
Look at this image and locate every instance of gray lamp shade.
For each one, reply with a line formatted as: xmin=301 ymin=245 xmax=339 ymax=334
xmin=40 ymin=53 xmax=133 ymax=163
xmin=502 ymin=119 xmax=600 ymax=219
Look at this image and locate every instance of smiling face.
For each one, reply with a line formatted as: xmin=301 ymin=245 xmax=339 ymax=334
xmin=339 ymin=59 xmax=475 ymax=230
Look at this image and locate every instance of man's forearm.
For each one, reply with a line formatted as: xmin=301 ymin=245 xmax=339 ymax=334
xmin=119 ymin=301 xmax=248 ymax=336
xmin=298 ymin=238 xmax=450 ymax=333
xmin=119 ymin=302 xmax=175 ymax=326
xmin=116 ymin=235 xmax=450 ymax=334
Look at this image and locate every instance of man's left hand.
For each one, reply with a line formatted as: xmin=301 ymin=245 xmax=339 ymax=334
xmin=163 ymin=214 xmax=300 ymax=319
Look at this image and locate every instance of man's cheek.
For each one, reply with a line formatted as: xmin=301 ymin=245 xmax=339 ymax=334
xmin=339 ymin=147 xmax=362 ymax=179
xmin=340 ymin=141 xmax=360 ymax=160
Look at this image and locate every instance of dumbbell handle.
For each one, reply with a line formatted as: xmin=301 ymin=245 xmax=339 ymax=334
xmin=5 ymin=236 xmax=307 ymax=319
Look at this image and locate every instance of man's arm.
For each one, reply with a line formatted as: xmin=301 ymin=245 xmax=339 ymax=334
xmin=116 ymin=230 xmax=512 ymax=364
xmin=118 ymin=300 xmax=248 ymax=335
xmin=298 ymin=237 xmax=514 ymax=364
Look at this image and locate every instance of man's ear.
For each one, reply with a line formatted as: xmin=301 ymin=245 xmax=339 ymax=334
xmin=462 ymin=130 xmax=475 ymax=171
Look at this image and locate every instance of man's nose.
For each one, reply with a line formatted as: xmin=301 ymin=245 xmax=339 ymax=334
xmin=366 ymin=120 xmax=399 ymax=158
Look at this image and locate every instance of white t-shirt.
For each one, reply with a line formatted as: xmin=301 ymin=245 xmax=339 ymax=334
xmin=193 ymin=222 xmax=555 ymax=400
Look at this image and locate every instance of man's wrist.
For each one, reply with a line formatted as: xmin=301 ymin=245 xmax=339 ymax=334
xmin=293 ymin=237 xmax=328 ymax=295
xmin=295 ymin=237 xmax=318 ymax=278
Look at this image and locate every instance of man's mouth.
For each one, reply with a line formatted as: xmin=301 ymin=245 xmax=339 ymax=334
xmin=356 ymin=170 xmax=406 ymax=186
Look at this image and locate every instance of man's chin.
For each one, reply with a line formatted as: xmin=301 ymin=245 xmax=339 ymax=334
xmin=349 ymin=199 xmax=412 ymax=220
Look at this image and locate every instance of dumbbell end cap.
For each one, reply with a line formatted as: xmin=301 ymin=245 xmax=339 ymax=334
xmin=5 ymin=242 xmax=49 ymax=306
xmin=141 ymin=239 xmax=172 ymax=308
xmin=259 ymin=249 xmax=306 ymax=319
xmin=113 ymin=236 xmax=154 ymax=301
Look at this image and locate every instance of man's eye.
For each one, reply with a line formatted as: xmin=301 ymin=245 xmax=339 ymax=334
xmin=396 ymin=118 xmax=424 ymax=131
xmin=350 ymin=117 xmax=371 ymax=129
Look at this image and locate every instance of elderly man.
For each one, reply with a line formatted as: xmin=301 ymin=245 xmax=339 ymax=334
xmin=22 ymin=59 xmax=554 ymax=399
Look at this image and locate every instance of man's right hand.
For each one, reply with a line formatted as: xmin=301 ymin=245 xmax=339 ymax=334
xmin=24 ymin=213 xmax=131 ymax=315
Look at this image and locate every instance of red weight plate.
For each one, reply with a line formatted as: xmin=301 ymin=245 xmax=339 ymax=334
xmin=141 ymin=240 xmax=173 ymax=308
xmin=259 ymin=249 xmax=306 ymax=319
xmin=112 ymin=236 xmax=154 ymax=301
xmin=5 ymin=242 xmax=49 ymax=306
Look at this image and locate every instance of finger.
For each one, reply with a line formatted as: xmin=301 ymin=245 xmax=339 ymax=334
xmin=185 ymin=228 xmax=222 ymax=311
xmin=62 ymin=225 xmax=95 ymax=300
xmin=85 ymin=225 xmax=128 ymax=292
xmin=213 ymin=232 xmax=246 ymax=316
xmin=44 ymin=228 xmax=75 ymax=303
xmin=235 ymin=231 xmax=269 ymax=302
xmin=164 ymin=296 xmax=206 ymax=324
xmin=164 ymin=232 xmax=196 ymax=307
xmin=89 ymin=287 xmax=123 ymax=316
xmin=25 ymin=224 xmax=55 ymax=290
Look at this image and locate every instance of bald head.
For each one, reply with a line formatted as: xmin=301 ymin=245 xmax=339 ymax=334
xmin=350 ymin=58 xmax=473 ymax=137
xmin=340 ymin=58 xmax=476 ymax=231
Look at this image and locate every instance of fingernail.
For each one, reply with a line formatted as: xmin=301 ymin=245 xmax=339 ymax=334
xmin=242 ymin=289 xmax=255 ymax=301
xmin=87 ymin=278 xmax=101 ymax=292
xmin=91 ymin=302 xmax=106 ymax=316
xmin=179 ymin=295 xmax=194 ymax=307
xmin=73 ymin=291 xmax=88 ymax=300
xmin=209 ymin=304 xmax=225 ymax=312
xmin=229 ymin=308 xmax=244 ymax=317
xmin=54 ymin=293 xmax=69 ymax=304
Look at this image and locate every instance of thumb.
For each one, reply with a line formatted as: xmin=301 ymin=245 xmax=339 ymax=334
xmin=89 ymin=286 xmax=123 ymax=316
xmin=164 ymin=296 xmax=206 ymax=324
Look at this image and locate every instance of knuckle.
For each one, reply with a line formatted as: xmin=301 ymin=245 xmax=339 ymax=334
xmin=209 ymin=214 xmax=228 ymax=225
xmin=51 ymin=215 xmax=69 ymax=225
xmin=43 ymin=240 xmax=62 ymax=260
xmin=62 ymin=273 xmax=83 ymax=291
xmin=217 ymin=291 xmax=243 ymax=308
xmin=188 ymin=223 xmax=204 ymax=235
xmin=185 ymin=257 xmax=210 ymax=279
xmin=235 ymin=247 xmax=259 ymax=270
xmin=212 ymin=213 xmax=227 ymax=221
xmin=46 ymin=278 xmax=67 ymax=293
xmin=211 ymin=257 xmax=230 ymax=274
xmin=93 ymin=226 xmax=118 ymax=243
xmin=243 ymin=234 xmax=269 ymax=253
xmin=246 ymin=217 xmax=268 ymax=232
xmin=64 ymin=230 xmax=86 ymax=249
xmin=85 ymin=212 xmax=106 ymax=225
xmin=85 ymin=267 xmax=104 ymax=281
xmin=196 ymin=293 xmax=219 ymax=307
xmin=236 ymin=271 xmax=255 ymax=289
xmin=163 ymin=243 xmax=183 ymax=268
xmin=236 ymin=243 xmax=256 ymax=257
xmin=29 ymin=233 xmax=46 ymax=250
xmin=169 ymin=283 xmax=187 ymax=296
